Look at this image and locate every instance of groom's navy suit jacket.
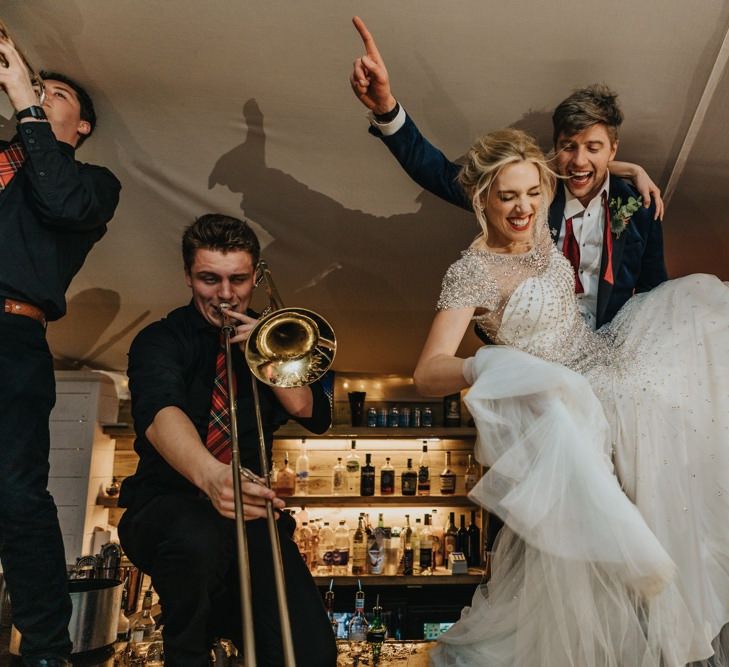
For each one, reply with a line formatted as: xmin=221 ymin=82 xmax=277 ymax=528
xmin=370 ymin=113 xmax=668 ymax=328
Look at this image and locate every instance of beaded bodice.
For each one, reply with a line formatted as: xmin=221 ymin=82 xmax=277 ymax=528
xmin=437 ymin=222 xmax=612 ymax=373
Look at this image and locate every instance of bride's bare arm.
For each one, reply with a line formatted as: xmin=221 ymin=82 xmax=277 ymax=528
xmin=414 ymin=307 xmax=475 ymax=397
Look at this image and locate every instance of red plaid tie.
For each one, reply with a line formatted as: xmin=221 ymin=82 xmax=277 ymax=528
xmin=0 ymin=143 xmax=26 ymax=190
xmin=205 ymin=334 xmax=237 ymax=464
xmin=562 ymin=217 xmax=584 ymax=294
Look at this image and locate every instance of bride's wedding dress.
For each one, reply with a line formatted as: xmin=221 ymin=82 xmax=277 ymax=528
xmin=430 ymin=220 xmax=729 ymax=666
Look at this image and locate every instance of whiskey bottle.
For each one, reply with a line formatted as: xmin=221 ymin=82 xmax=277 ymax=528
xmin=360 ymin=453 xmax=376 ymax=496
xmin=275 ymin=452 xmax=296 ymax=496
xmin=345 ymin=440 xmax=361 ymax=494
xmin=464 ymin=453 xmax=478 ymax=493
xmin=380 ymin=457 xmax=395 ymax=495
xmin=439 ymin=451 xmax=456 ymax=495
xmin=444 ymin=512 xmax=458 ymax=567
xmin=443 ymin=393 xmax=461 ymax=427
xmin=417 ymin=443 xmax=431 ymax=496
xmin=352 ymin=515 xmax=367 ymax=575
xmin=401 ymin=457 xmax=417 ymax=496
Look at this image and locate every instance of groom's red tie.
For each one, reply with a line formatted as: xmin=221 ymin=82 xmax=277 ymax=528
xmin=562 ymin=218 xmax=584 ymax=294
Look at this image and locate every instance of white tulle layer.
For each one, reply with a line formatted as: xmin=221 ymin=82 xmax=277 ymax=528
xmin=431 ymin=276 xmax=729 ymax=667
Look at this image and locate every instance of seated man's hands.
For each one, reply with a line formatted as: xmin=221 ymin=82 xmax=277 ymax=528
xmin=204 ymin=461 xmax=284 ymax=521
xmin=350 ymin=16 xmax=397 ymax=115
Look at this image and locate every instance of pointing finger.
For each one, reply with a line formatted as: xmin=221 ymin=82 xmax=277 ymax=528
xmin=352 ymin=16 xmax=383 ymax=63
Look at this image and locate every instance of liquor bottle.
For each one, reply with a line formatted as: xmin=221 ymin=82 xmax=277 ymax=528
xmin=419 ymin=514 xmax=434 ymax=575
xmin=360 ymin=453 xmax=375 ymax=496
xmin=318 ymin=521 xmax=335 ymax=575
xmin=309 ymin=518 xmax=320 ymax=571
xmin=352 ymin=515 xmax=367 ymax=575
xmin=443 ymin=393 xmax=461 ymax=427
xmin=332 ymin=457 xmax=346 ymax=495
xmin=275 ymin=452 xmax=296 ymax=496
xmin=380 ymin=457 xmax=395 ymax=495
xmin=417 ymin=443 xmax=431 ymax=496
xmin=367 ymin=594 xmax=387 ymax=662
xmin=457 ymin=514 xmax=469 ymax=556
xmin=347 ymin=588 xmax=369 ymax=641
xmin=401 ymin=458 xmax=417 ymax=496
xmin=401 ymin=514 xmax=414 ymax=575
xmin=430 ymin=509 xmax=444 ymax=567
xmin=116 ymin=587 xmax=130 ymax=642
xmin=467 ymin=510 xmax=482 ymax=567
xmin=439 ymin=451 xmax=456 ymax=495
xmin=346 ymin=440 xmax=361 ymax=494
xmin=413 ymin=518 xmax=422 ymax=570
xmin=295 ymin=439 xmax=309 ymax=496
xmin=296 ymin=522 xmax=313 ymax=568
xmin=333 ymin=520 xmax=350 ymax=575
xmin=444 ymin=512 xmax=458 ymax=567
xmin=464 ymin=454 xmax=478 ymax=493
xmin=130 ymin=588 xmax=156 ymax=643
xmin=367 ymin=513 xmax=386 ymax=575
xmin=324 ymin=583 xmax=339 ymax=636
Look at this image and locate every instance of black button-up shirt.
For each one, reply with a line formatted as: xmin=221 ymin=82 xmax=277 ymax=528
xmin=0 ymin=122 xmax=121 ymax=320
xmin=119 ymin=302 xmax=332 ymax=511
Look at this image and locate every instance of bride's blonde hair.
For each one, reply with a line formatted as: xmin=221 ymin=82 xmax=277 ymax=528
xmin=458 ymin=129 xmax=555 ymax=245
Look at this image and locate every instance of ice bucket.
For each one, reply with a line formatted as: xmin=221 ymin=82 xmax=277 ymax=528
xmin=9 ymin=578 xmax=123 ymax=655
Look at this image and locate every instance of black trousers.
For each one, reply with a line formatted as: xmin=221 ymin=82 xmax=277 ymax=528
xmin=0 ymin=312 xmax=73 ymax=663
xmin=119 ymin=493 xmax=337 ymax=667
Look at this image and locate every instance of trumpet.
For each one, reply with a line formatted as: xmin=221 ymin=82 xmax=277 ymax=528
xmin=220 ymin=261 xmax=336 ymax=667
xmin=0 ymin=19 xmax=45 ymax=103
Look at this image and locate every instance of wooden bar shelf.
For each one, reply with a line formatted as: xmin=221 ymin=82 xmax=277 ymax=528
xmin=313 ymin=570 xmax=485 ymax=586
xmin=284 ymin=495 xmax=477 ymax=508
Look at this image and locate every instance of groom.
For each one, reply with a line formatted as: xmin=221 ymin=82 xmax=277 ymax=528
xmin=349 ymin=16 xmax=667 ymax=329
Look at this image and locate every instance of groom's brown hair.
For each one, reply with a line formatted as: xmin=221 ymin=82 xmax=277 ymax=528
xmin=552 ymin=84 xmax=624 ymax=146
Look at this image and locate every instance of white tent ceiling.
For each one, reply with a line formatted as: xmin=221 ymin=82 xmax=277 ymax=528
xmin=3 ymin=0 xmax=728 ymax=375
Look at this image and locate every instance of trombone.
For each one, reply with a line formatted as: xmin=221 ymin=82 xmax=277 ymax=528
xmin=0 ymin=19 xmax=46 ymax=104
xmin=220 ymin=260 xmax=336 ymax=667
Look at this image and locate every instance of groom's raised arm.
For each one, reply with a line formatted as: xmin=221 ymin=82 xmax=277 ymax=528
xmin=349 ymin=16 xmax=472 ymax=212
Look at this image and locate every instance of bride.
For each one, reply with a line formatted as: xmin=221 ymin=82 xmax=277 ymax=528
xmin=414 ymin=128 xmax=729 ymax=666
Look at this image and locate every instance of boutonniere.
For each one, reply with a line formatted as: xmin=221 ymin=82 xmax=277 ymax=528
xmin=608 ymin=196 xmax=642 ymax=238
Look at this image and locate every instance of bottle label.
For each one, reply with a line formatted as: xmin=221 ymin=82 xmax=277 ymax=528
xmin=402 ymin=475 xmax=417 ymax=495
xmin=420 ymin=547 xmax=433 ymax=570
xmin=440 ymin=474 xmax=456 ymax=493
xmin=464 ymin=474 xmax=478 ymax=492
xmin=346 ymin=462 xmax=360 ymax=473
xmin=333 ymin=548 xmax=349 ymax=566
xmin=360 ymin=472 xmax=375 ymax=495
xmin=380 ymin=471 xmax=395 ymax=494
xmin=333 ymin=471 xmax=345 ymax=489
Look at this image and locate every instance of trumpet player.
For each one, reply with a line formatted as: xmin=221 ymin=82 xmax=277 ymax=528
xmin=118 ymin=214 xmax=338 ymax=667
xmin=0 ymin=32 xmax=120 ymax=667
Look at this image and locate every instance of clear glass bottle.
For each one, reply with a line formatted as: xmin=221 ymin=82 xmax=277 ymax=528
xmin=444 ymin=511 xmax=459 ymax=567
xmin=413 ymin=518 xmax=422 ymax=570
xmin=324 ymin=585 xmax=339 ymax=636
xmin=332 ymin=457 xmax=346 ymax=495
xmin=276 ymin=452 xmax=296 ymax=496
xmin=333 ymin=520 xmax=350 ymax=575
xmin=352 ymin=515 xmax=367 ymax=575
xmin=417 ymin=443 xmax=431 ymax=496
xmin=360 ymin=453 xmax=375 ymax=497
xmin=296 ymin=522 xmax=313 ymax=570
xmin=318 ymin=521 xmax=335 ymax=575
xmin=401 ymin=457 xmax=417 ymax=496
xmin=347 ymin=589 xmax=369 ymax=641
xmin=295 ymin=439 xmax=310 ymax=496
xmin=346 ymin=440 xmax=361 ymax=494
xmin=130 ymin=588 xmax=155 ymax=643
xmin=464 ymin=453 xmax=479 ymax=493
xmin=380 ymin=457 xmax=395 ymax=495
xmin=367 ymin=513 xmax=386 ymax=575
xmin=419 ymin=514 xmax=434 ymax=575
xmin=439 ymin=451 xmax=456 ymax=495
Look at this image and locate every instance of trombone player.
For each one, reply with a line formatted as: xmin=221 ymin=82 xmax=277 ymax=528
xmin=118 ymin=214 xmax=338 ymax=667
xmin=0 ymin=27 xmax=120 ymax=667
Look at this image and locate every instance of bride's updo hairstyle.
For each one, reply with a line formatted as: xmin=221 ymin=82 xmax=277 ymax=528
xmin=459 ymin=129 xmax=555 ymax=243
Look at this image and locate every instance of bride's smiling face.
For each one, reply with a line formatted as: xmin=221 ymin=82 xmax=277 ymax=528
xmin=482 ymin=161 xmax=542 ymax=251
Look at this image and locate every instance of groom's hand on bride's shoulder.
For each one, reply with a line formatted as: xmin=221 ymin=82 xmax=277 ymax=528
xmin=350 ymin=16 xmax=397 ymax=116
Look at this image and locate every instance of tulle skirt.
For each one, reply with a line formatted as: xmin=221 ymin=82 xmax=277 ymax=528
xmin=431 ymin=275 xmax=729 ymax=666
